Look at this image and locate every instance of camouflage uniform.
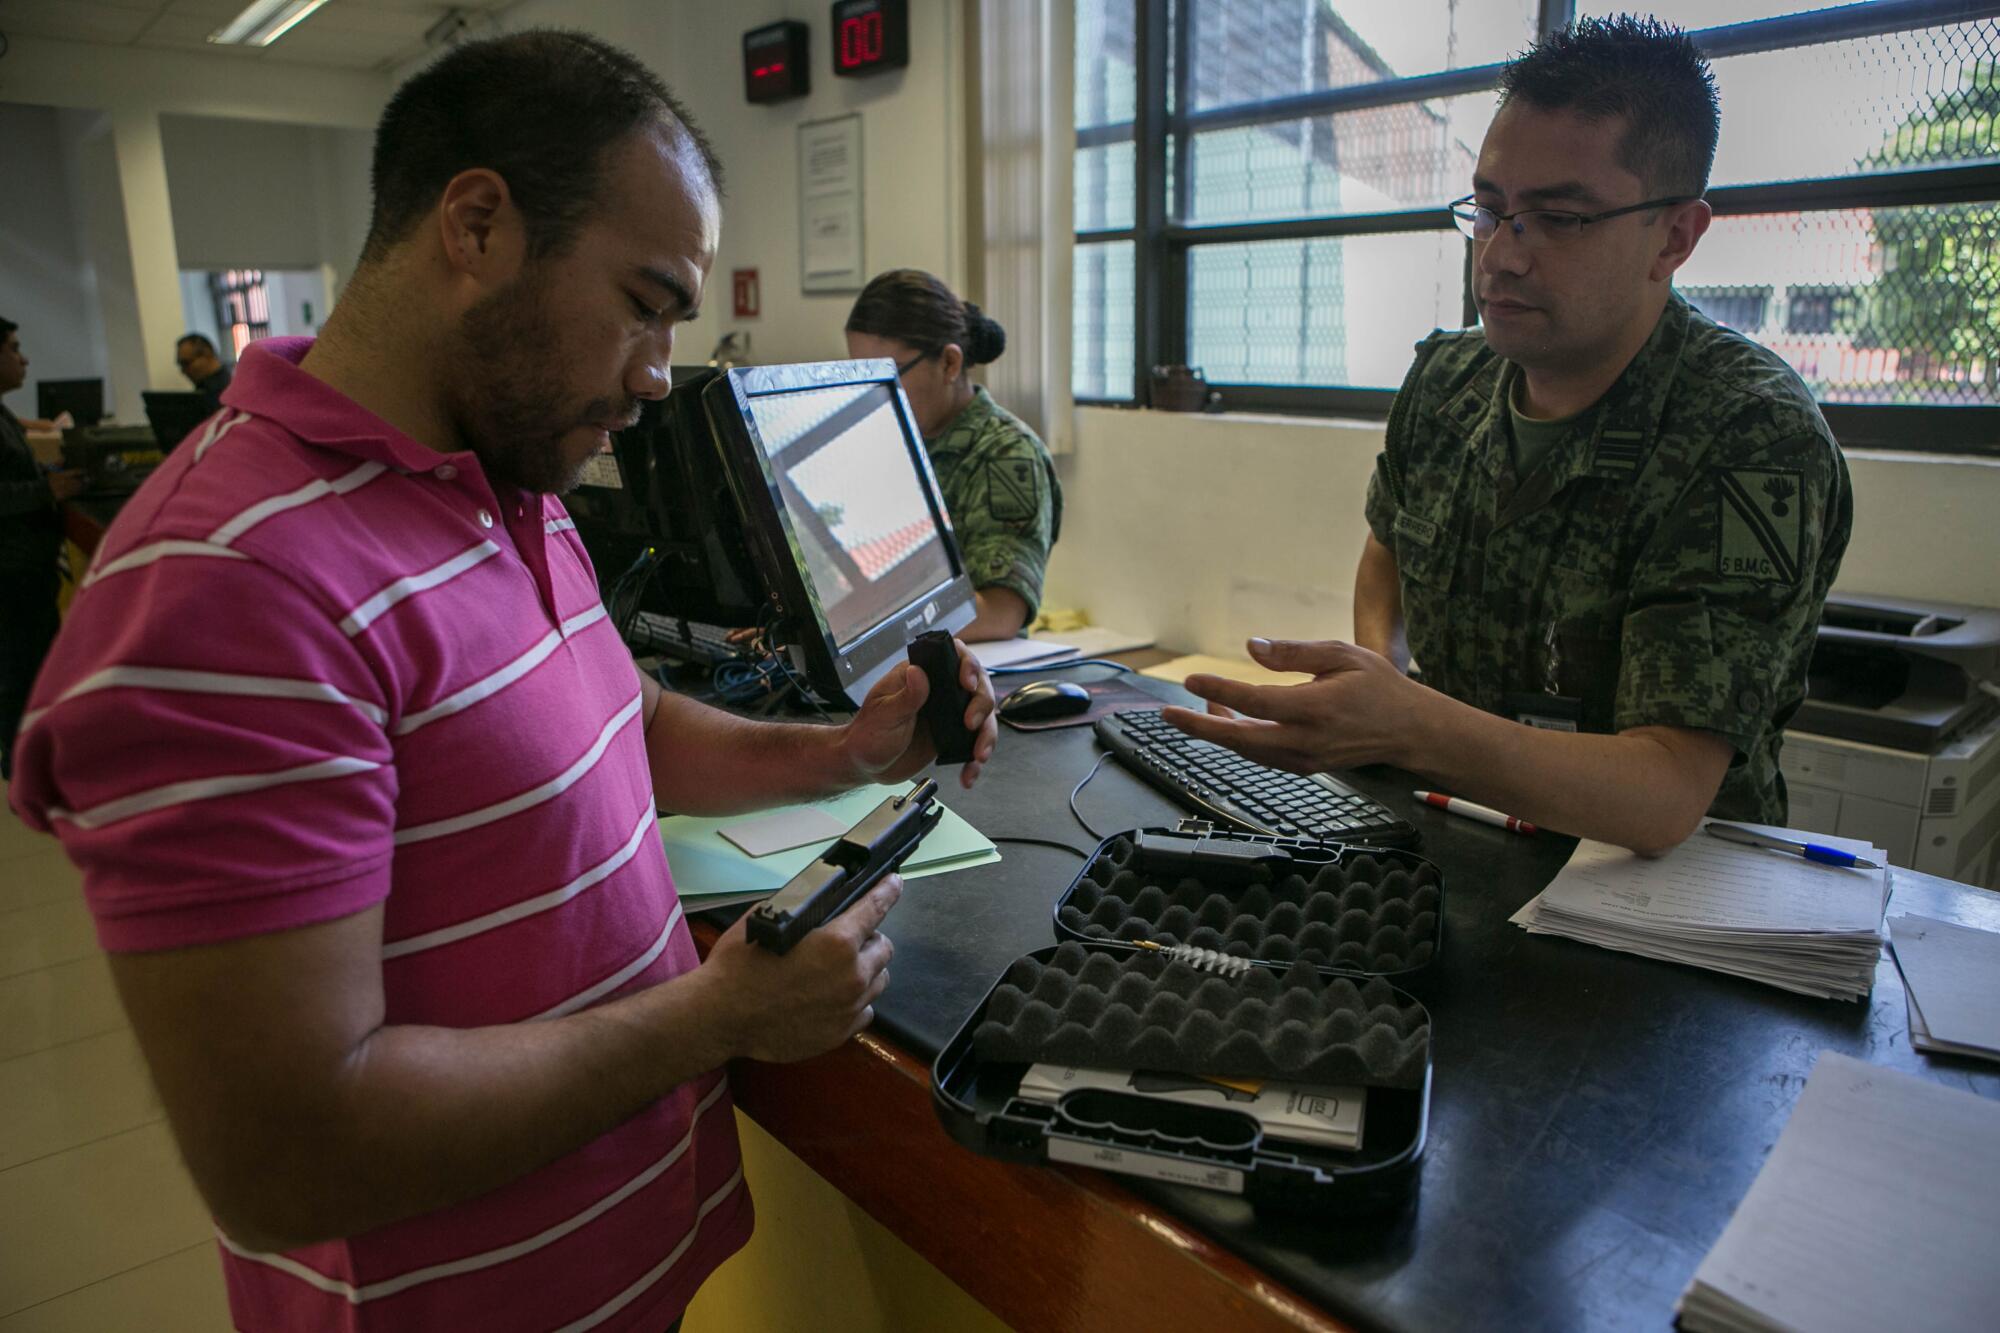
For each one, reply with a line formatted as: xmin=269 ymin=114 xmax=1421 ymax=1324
xmin=1364 ymin=293 xmax=1853 ymax=824
xmin=928 ymin=385 xmax=1063 ymax=619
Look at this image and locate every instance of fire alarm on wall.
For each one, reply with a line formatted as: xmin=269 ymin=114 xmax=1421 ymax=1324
xmin=733 ymin=269 xmax=761 ymax=319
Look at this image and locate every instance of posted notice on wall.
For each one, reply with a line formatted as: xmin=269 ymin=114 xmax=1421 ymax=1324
xmin=799 ymin=114 xmax=864 ymax=293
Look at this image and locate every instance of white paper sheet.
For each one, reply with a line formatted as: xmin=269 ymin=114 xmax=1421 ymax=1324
xmin=1533 ymin=823 xmax=1886 ymax=935
xmin=1678 ymin=1051 xmax=2000 ymax=1333
xmin=969 ymin=638 xmax=1080 ymax=670
xmin=1889 ymin=913 xmax=2000 ymax=1056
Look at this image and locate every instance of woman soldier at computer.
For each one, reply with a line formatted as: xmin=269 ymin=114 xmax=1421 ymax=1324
xmin=845 ymin=270 xmax=1061 ymax=642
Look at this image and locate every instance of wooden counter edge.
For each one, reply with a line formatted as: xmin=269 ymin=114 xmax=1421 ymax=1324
xmin=690 ymin=917 xmax=1353 ymax=1333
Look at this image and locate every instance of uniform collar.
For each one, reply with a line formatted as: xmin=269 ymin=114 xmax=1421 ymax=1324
xmin=1438 ymin=293 xmax=1692 ymax=494
xmin=925 ymin=383 xmax=995 ymax=452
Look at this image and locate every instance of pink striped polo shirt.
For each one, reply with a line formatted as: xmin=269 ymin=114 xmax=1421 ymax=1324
xmin=9 ymin=338 xmax=751 ymax=1332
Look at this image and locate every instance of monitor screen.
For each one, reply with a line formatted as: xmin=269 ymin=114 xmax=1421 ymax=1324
xmin=742 ymin=382 xmax=956 ymax=653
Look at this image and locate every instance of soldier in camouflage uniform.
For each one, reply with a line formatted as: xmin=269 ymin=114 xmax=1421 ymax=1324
xmin=1161 ymin=18 xmax=1851 ymax=853
xmin=924 ymin=383 xmax=1062 ymax=626
xmin=847 ymin=270 xmax=1061 ymax=640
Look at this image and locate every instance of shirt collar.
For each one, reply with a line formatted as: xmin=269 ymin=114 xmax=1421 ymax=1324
xmin=224 ymin=337 xmax=480 ymax=477
xmin=1438 ymin=293 xmax=1692 ymax=492
xmin=925 ymin=384 xmax=995 ymax=451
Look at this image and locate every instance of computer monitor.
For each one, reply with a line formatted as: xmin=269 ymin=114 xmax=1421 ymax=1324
xmin=37 ymin=379 xmax=105 ymax=426
xmin=564 ymin=372 xmax=765 ymax=640
xmin=142 ymin=391 xmax=215 ymax=453
xmin=636 ymin=368 xmax=766 ymax=628
xmin=702 ymin=359 xmax=975 ymax=707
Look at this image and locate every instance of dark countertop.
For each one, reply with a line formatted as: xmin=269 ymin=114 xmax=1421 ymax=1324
xmin=780 ymin=671 xmax=2000 ymax=1333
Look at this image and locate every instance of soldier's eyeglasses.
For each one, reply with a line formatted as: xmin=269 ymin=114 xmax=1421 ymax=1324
xmin=894 ymin=351 xmax=935 ymax=377
xmin=1448 ymin=195 xmax=1693 ymax=248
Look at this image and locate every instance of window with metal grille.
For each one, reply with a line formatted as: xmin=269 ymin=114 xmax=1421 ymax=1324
xmin=210 ymin=269 xmax=270 ymax=360
xmin=1074 ymin=1 xmax=2000 ymax=453
xmin=1684 ymin=284 xmax=1773 ymax=333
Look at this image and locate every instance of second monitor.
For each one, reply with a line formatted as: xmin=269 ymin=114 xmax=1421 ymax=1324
xmin=701 ymin=359 xmax=976 ymax=708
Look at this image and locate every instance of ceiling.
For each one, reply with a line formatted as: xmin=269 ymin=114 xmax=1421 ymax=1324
xmin=0 ymin=0 xmax=523 ymax=72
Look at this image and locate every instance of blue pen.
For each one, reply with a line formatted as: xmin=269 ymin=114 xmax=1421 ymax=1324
xmin=1704 ymin=822 xmax=1882 ymax=869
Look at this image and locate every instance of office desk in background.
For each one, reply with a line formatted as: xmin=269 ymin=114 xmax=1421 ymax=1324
xmin=689 ymin=668 xmax=2000 ymax=1333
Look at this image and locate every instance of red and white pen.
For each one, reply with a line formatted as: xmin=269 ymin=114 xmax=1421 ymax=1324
xmin=1413 ymin=791 xmax=1538 ymax=836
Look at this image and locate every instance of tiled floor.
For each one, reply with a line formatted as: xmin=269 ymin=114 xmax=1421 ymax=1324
xmin=0 ymin=789 xmax=233 ymax=1330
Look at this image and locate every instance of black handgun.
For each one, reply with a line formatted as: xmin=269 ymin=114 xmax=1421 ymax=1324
xmin=746 ymin=780 xmax=943 ymax=954
xmin=1128 ymin=828 xmax=1300 ymax=887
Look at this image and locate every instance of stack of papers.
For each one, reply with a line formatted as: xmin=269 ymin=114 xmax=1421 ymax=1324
xmin=967 ymin=637 xmax=1081 ymax=670
xmin=1677 ymin=1051 xmax=2000 ymax=1333
xmin=968 ymin=625 xmax=1155 ymax=671
xmin=1510 ymin=821 xmax=1889 ymax=1000
xmin=1037 ymin=625 xmax=1155 ymax=657
xmin=1016 ymin=1065 xmax=1365 ymax=1151
xmin=1889 ymin=913 xmax=2000 ymax=1063
xmin=659 ymin=782 xmax=999 ymax=911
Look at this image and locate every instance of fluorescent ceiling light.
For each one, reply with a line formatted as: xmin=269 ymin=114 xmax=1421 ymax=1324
xmin=209 ymin=0 xmax=334 ymax=47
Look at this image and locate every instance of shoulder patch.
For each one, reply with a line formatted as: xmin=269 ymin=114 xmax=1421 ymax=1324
xmin=1715 ymin=467 xmax=1803 ymax=584
xmin=984 ymin=456 xmax=1042 ymax=525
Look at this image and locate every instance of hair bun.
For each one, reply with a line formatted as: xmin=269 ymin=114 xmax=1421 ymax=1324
xmin=963 ymin=302 xmax=1007 ymax=366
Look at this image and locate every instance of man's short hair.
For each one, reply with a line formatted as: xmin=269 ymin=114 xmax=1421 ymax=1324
xmin=0 ymin=316 xmax=17 ymax=343
xmin=361 ymin=29 xmax=723 ymax=265
xmin=177 ymin=333 xmax=217 ymax=355
xmin=1500 ymin=15 xmax=1720 ymax=198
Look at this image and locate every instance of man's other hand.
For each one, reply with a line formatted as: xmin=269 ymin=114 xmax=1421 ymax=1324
xmin=1159 ymin=637 xmax=1428 ymax=774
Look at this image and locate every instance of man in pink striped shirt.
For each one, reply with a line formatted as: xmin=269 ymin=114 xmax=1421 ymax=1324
xmin=9 ymin=31 xmax=997 ymax=1333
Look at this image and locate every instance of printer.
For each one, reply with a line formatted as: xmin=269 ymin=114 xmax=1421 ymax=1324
xmin=1782 ymin=594 xmax=2000 ymax=888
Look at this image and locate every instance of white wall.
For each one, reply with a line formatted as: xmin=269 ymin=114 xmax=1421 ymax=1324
xmin=1046 ymin=409 xmax=2000 ymax=659
xmin=1044 ymin=410 xmax=1385 ymax=653
xmin=474 ymin=0 xmax=968 ymax=366
xmin=177 ymin=272 xmax=223 ymax=354
xmin=0 ymin=34 xmax=389 ymax=130
xmin=0 ymin=34 xmax=388 ymax=420
xmin=68 ymin=112 xmax=153 ymax=424
xmin=0 ymin=103 xmax=110 ymax=415
xmin=161 ymin=116 xmax=373 ymax=289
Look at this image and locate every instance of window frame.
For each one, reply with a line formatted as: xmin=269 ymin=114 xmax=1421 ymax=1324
xmin=1075 ymin=0 xmax=2000 ymax=457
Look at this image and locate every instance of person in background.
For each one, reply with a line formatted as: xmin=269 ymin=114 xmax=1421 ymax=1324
xmin=175 ymin=332 xmax=233 ymax=409
xmin=0 ymin=316 xmax=85 ymax=779
xmin=846 ymin=269 xmax=1062 ymax=641
xmin=1165 ymin=17 xmax=1850 ymax=856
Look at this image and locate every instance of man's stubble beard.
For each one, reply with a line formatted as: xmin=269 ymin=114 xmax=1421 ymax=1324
xmin=453 ymin=269 xmax=632 ymax=494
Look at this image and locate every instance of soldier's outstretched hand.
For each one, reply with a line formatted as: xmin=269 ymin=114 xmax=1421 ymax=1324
xmin=1159 ymin=638 xmax=1427 ymax=774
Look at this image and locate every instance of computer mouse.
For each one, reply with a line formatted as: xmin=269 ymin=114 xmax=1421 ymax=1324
xmin=999 ymin=679 xmax=1093 ymax=723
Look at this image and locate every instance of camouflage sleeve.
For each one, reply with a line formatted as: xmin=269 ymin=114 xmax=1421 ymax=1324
xmin=1364 ymin=461 xmax=1397 ymax=546
xmin=954 ymin=440 xmax=1057 ymax=620
xmin=1613 ymin=431 xmax=1847 ymax=754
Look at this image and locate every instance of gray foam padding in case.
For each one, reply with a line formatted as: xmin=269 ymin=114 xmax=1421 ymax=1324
xmin=972 ymin=941 xmax=1429 ymax=1088
xmin=1058 ymin=838 xmax=1441 ymax=972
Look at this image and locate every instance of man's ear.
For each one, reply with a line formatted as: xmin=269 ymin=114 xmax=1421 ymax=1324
xmin=1650 ymin=198 xmax=1713 ymax=283
xmin=435 ymin=168 xmax=526 ymax=284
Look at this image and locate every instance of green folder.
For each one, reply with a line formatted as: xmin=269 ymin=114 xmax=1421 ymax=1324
xmin=660 ymin=782 xmax=1000 ymax=906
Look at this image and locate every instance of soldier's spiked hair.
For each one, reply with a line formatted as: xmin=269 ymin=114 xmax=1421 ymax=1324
xmin=1501 ymin=15 xmax=1720 ymax=197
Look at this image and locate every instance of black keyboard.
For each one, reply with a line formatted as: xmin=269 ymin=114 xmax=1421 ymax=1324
xmin=1094 ymin=709 xmax=1419 ymax=847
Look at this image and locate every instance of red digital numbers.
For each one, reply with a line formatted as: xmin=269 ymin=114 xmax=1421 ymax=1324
xmin=831 ymin=1 xmax=903 ymax=79
xmin=839 ymin=13 xmax=882 ymax=68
